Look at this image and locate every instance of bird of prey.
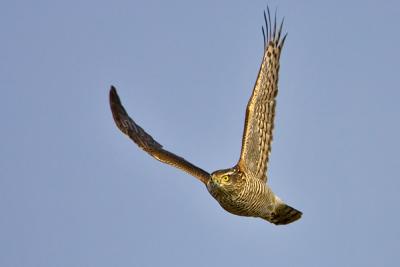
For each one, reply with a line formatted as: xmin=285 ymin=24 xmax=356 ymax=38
xmin=109 ymin=9 xmax=302 ymax=225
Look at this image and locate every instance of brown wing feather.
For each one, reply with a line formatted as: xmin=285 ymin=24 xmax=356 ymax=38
xmin=238 ymin=11 xmax=287 ymax=182
xmin=109 ymin=86 xmax=210 ymax=185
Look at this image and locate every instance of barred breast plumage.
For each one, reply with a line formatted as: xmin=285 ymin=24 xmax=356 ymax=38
xmin=208 ymin=170 xmax=275 ymax=220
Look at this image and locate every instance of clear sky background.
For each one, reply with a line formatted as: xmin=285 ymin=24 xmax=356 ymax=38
xmin=1 ymin=0 xmax=400 ymax=266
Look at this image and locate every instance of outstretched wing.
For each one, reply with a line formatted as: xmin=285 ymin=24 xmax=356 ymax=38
xmin=237 ymin=9 xmax=287 ymax=182
xmin=109 ymin=86 xmax=210 ymax=185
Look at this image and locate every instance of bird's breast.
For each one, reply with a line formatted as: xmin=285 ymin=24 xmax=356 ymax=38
xmin=207 ymin=178 xmax=274 ymax=218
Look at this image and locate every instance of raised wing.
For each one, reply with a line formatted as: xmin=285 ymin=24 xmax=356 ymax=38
xmin=109 ymin=86 xmax=210 ymax=185
xmin=237 ymin=9 xmax=287 ymax=182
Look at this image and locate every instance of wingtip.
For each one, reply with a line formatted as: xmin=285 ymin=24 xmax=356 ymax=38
xmin=109 ymin=85 xmax=119 ymax=100
xmin=280 ymin=32 xmax=288 ymax=48
xmin=262 ymin=5 xmax=287 ymax=47
xmin=110 ymin=85 xmax=117 ymax=95
xmin=109 ymin=85 xmax=123 ymax=110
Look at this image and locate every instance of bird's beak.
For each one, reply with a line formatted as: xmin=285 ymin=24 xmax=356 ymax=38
xmin=211 ymin=176 xmax=219 ymax=185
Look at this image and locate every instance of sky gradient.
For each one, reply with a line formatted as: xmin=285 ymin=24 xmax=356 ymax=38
xmin=1 ymin=0 xmax=400 ymax=266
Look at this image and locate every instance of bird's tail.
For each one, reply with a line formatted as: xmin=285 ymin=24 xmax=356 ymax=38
xmin=269 ymin=199 xmax=302 ymax=225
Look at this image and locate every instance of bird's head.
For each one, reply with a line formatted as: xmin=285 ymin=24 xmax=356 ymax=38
xmin=208 ymin=167 xmax=244 ymax=194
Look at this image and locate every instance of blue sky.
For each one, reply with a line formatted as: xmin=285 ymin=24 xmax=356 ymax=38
xmin=1 ymin=0 xmax=400 ymax=266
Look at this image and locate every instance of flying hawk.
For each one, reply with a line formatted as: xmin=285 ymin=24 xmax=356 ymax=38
xmin=109 ymin=8 xmax=302 ymax=225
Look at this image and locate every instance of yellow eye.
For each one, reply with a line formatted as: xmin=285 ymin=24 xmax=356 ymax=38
xmin=221 ymin=175 xmax=230 ymax=182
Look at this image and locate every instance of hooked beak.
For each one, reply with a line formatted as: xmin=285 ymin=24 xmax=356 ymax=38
xmin=211 ymin=176 xmax=220 ymax=185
